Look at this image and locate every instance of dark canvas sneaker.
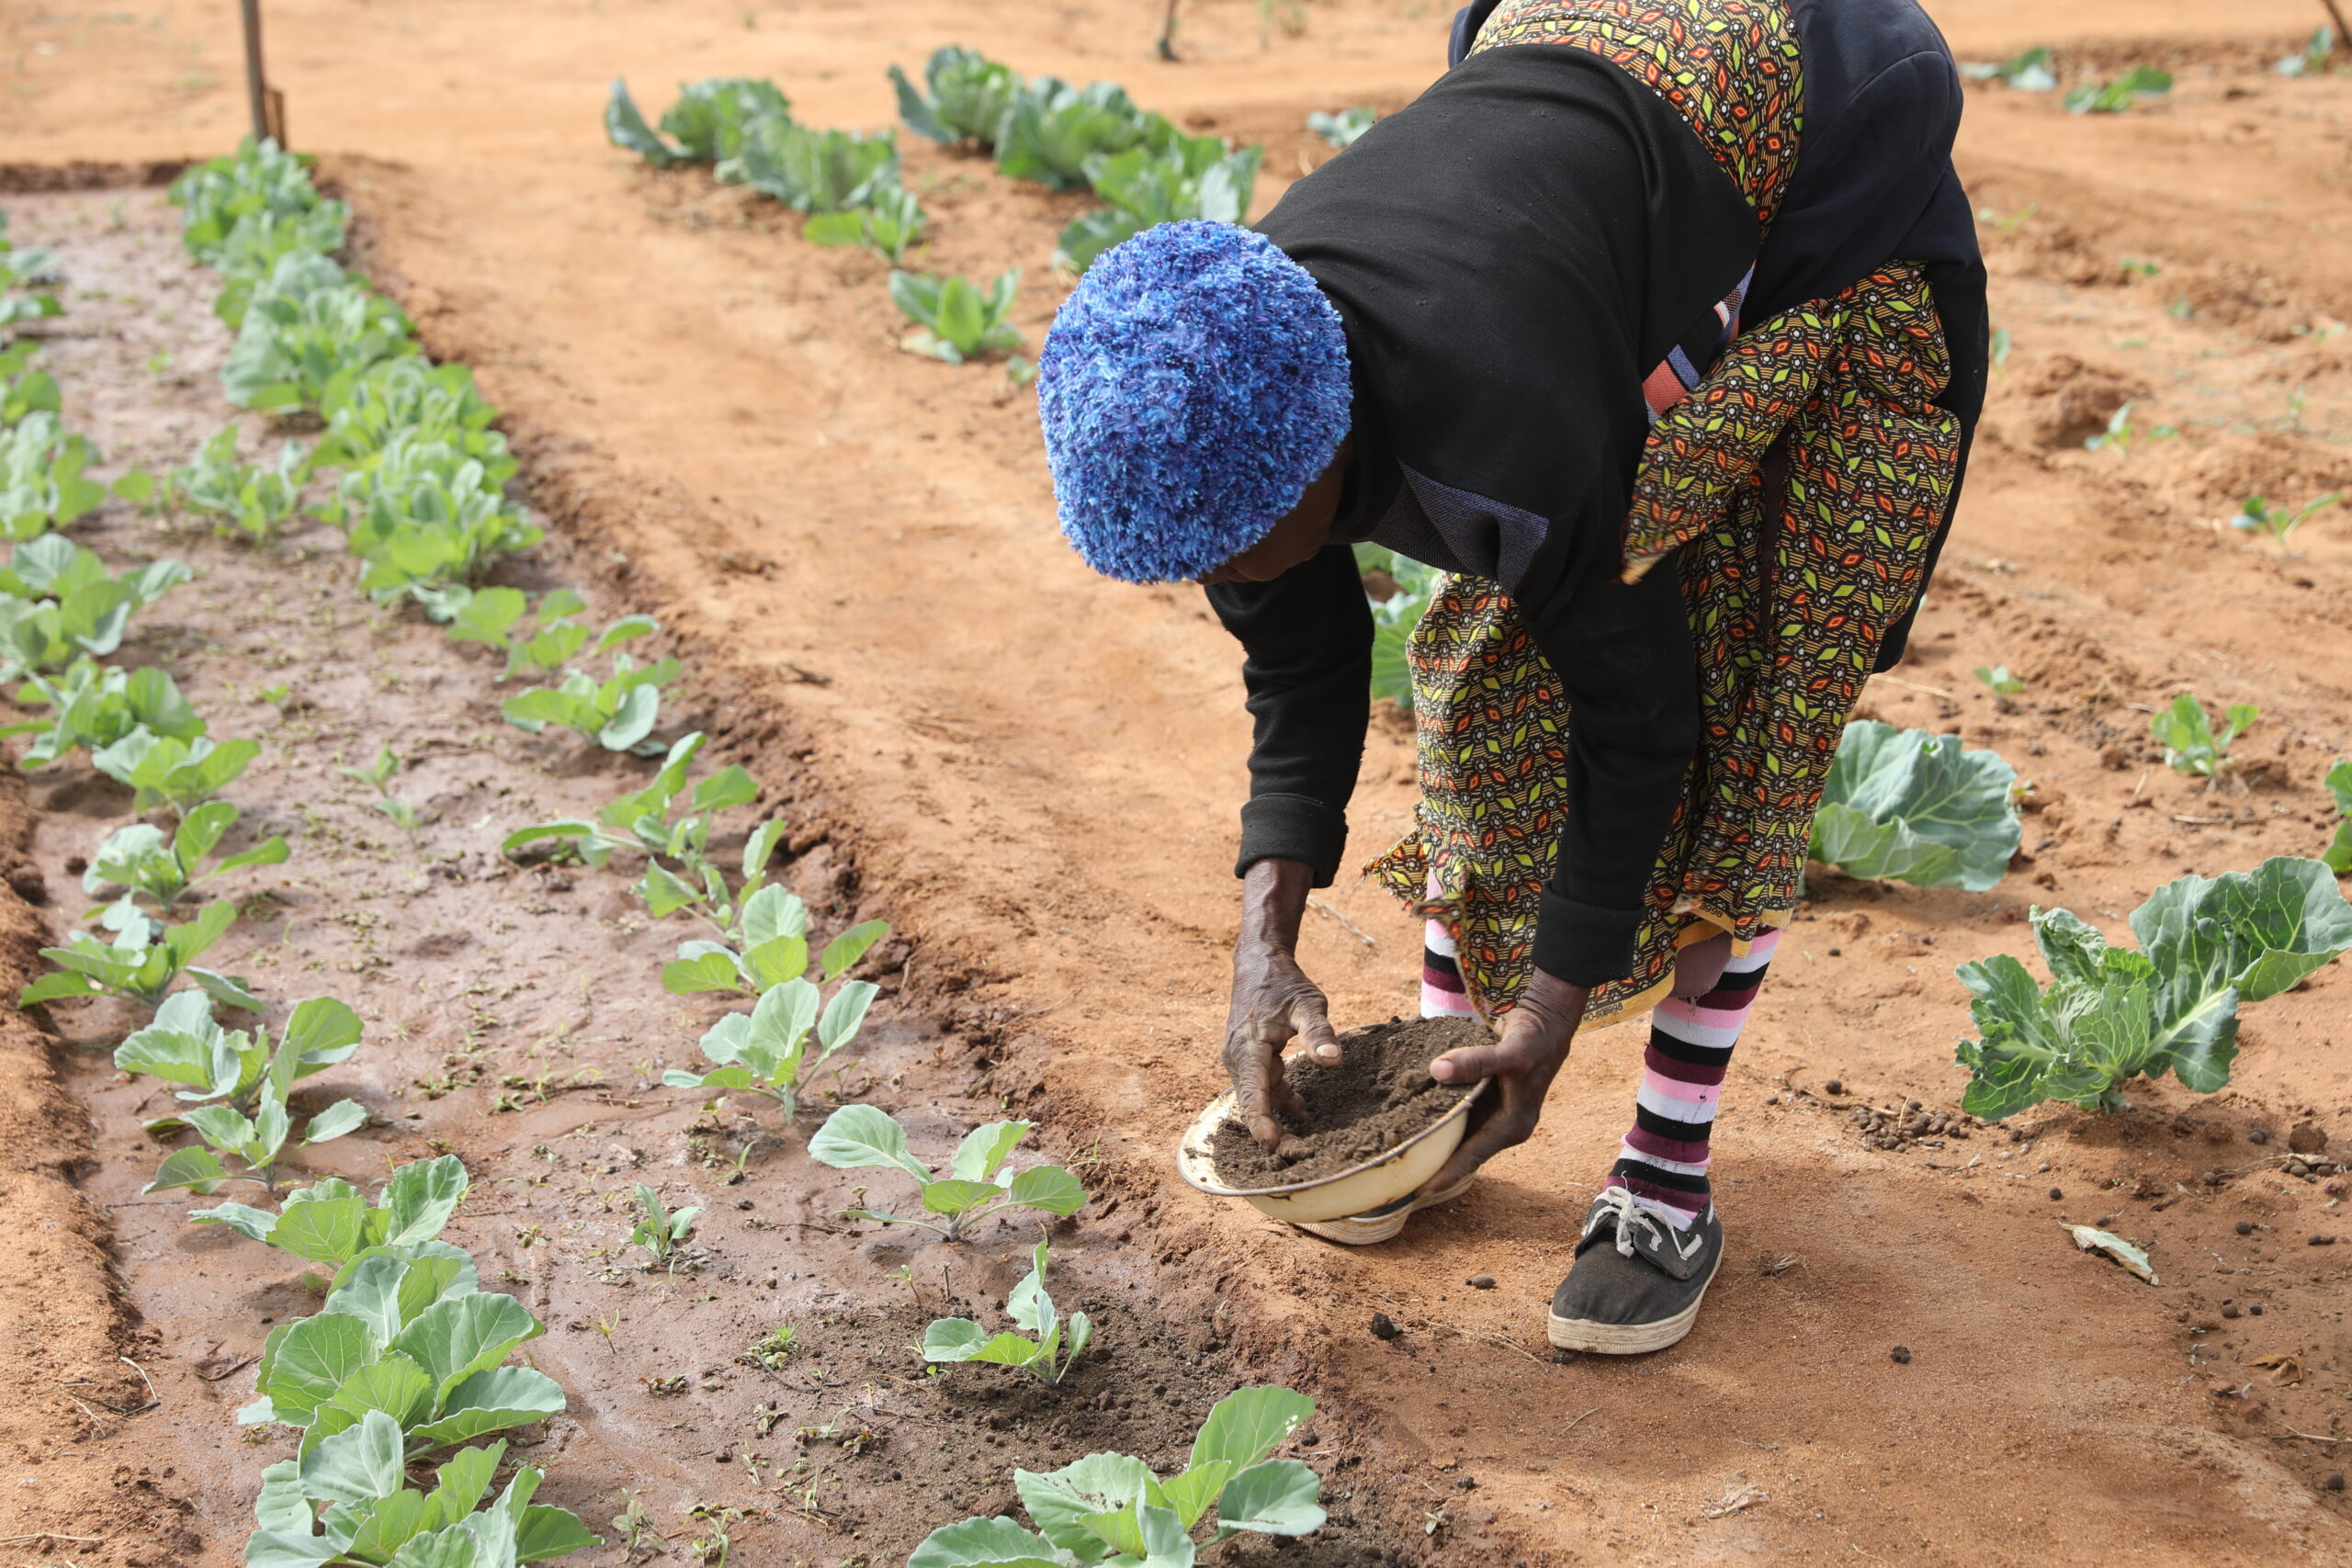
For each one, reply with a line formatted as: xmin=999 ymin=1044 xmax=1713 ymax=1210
xmin=1546 ymin=1187 xmax=1724 ymax=1354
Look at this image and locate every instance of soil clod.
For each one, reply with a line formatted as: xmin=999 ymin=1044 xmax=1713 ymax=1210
xmin=1370 ymin=1313 xmax=1402 ymax=1342
xmin=1468 ymin=1274 xmax=1496 ymax=1290
xmin=1210 ymin=1017 xmax=1484 ymax=1188
xmin=1890 ymin=1346 xmax=1914 ymax=1364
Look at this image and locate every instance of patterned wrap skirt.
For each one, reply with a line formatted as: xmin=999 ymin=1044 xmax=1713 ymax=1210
xmin=1365 ymin=0 xmax=1963 ymax=1028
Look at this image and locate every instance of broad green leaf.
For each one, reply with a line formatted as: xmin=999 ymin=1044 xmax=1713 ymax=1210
xmin=690 ymin=763 xmax=758 ymax=813
xmin=322 ymin=1252 xmax=415 ymax=1343
xmin=305 ymin=1098 xmax=370 ymax=1144
xmin=319 ymin=1354 xmax=435 ymax=1436
xmin=1809 ymin=721 xmax=2018 ymax=890
xmin=808 ymin=1103 xmax=932 ymax=1182
xmin=820 ymin=918 xmax=890 ymax=977
xmin=661 ymin=950 xmax=743 ymax=994
xmin=262 ymin=1311 xmax=385 ymax=1425
xmin=817 ymin=978 xmax=878 ymax=1055
xmin=272 ymin=1194 xmax=369 ymax=1265
xmin=922 ymin=1317 xmax=994 ymax=1362
xmin=1191 ymin=1387 xmax=1314 ymax=1473
xmin=1153 ymin=1463 xmax=1228 ymax=1531
xmin=967 ymin=1331 xmax=1043 ymax=1367
xmin=380 ymin=1155 xmax=470 ymax=1247
xmin=341 ymin=1490 xmax=435 ymax=1564
xmin=922 ymin=1179 xmax=1004 ymax=1217
xmin=1017 ymin=1452 xmax=1157 ymax=1560
xmin=253 ymin=1457 xmax=311 ymax=1535
xmin=951 ymin=1120 xmax=1032 ymax=1182
xmin=188 ymin=1200 xmax=278 ymax=1242
xmin=514 ymin=1505 xmax=600 ymax=1562
xmin=1004 ymin=1240 xmax=1053 ymax=1335
xmin=1213 ymin=1460 xmax=1325 ymax=1538
xmin=2132 ymin=857 xmax=2352 ymax=1086
xmin=406 ymin=1366 xmax=567 ymax=1450
xmin=243 ymin=1529 xmax=336 ymax=1568
xmin=1004 ymin=1164 xmax=1086 ymax=1217
xmin=144 ymin=1144 xmax=229 ymax=1193
xmin=909 ymin=1515 xmax=1071 ymax=1568
xmin=740 ymin=881 xmax=806 ymax=944
xmin=741 ymin=934 xmax=808 ymax=991
xmin=429 ymin=1439 xmax=507 ymax=1517
xmin=389 ymin=1292 xmax=543 ymax=1397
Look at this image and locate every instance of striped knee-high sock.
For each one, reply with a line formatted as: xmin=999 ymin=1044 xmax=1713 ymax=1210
xmin=1419 ymin=914 xmax=1476 ymax=1020
xmin=1605 ymin=930 xmax=1779 ymax=1229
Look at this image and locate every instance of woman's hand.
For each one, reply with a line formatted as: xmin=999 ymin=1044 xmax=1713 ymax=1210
xmin=1223 ymin=858 xmax=1340 ymax=1149
xmin=1413 ymin=967 xmax=1589 ymax=1197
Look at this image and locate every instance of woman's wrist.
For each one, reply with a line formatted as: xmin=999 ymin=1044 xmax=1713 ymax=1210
xmin=1237 ymin=856 xmax=1316 ymax=955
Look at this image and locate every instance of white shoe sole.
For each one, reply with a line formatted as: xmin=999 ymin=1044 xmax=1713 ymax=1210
xmin=1290 ymin=1176 xmax=1477 ymax=1246
xmin=1545 ymin=1243 xmax=1723 ymax=1355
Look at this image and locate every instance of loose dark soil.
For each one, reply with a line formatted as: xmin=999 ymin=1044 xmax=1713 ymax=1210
xmin=1212 ymin=1016 xmax=1484 ymax=1188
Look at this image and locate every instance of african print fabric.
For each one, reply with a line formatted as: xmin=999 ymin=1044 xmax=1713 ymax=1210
xmin=1365 ymin=0 xmax=1962 ymax=1029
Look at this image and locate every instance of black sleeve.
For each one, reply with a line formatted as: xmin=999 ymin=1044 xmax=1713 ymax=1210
xmin=1519 ymin=545 xmax=1701 ymax=986
xmin=1204 ymin=540 xmax=1374 ymax=888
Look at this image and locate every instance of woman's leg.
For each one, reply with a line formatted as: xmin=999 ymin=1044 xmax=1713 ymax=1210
xmin=1419 ymin=913 xmax=1478 ymax=1020
xmin=1606 ymin=928 xmax=1779 ymax=1227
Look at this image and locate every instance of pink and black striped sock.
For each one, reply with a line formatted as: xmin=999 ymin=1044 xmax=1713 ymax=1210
xmin=1605 ymin=930 xmax=1778 ymax=1230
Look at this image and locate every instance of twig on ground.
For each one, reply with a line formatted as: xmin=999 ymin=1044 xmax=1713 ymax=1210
xmin=2283 ymin=1426 xmax=2348 ymax=1443
xmin=1563 ymin=1405 xmax=1600 ymax=1433
xmin=1700 ymin=1478 xmax=1769 ymax=1518
xmin=0 ymin=1533 xmax=106 ymax=1548
xmin=1306 ymin=895 xmax=1378 ymax=950
xmin=119 ymin=1356 xmax=160 ymax=1411
xmin=1876 ymin=674 xmax=1957 ymax=701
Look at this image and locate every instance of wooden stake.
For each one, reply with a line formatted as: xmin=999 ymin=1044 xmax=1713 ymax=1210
xmin=239 ymin=0 xmax=272 ymax=145
xmin=2321 ymin=0 xmax=2351 ymax=53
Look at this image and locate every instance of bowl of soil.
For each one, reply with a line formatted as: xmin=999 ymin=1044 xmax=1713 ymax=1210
xmin=1175 ymin=1016 xmax=1492 ymax=1227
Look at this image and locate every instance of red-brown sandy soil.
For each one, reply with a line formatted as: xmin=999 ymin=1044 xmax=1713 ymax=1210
xmin=5 ymin=0 xmax=2352 ymax=1563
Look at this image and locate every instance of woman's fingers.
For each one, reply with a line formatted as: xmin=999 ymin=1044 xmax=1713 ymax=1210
xmin=1428 ymin=1032 xmax=1547 ymax=1084
xmin=1291 ymin=990 xmax=1342 ymax=1065
xmin=1415 ymin=1104 xmax=1535 ymax=1199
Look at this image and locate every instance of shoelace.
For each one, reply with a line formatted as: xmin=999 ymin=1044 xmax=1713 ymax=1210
xmin=1587 ymin=1185 xmax=1665 ymax=1259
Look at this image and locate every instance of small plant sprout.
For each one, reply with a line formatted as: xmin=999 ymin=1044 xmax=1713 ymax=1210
xmin=910 ymin=1385 xmax=1326 ymax=1564
xmin=164 ymin=422 xmax=310 ymax=543
xmin=501 ymin=638 xmax=680 ymax=755
xmin=803 ymin=183 xmax=926 ymax=265
xmin=141 ymin=1067 xmax=368 ymax=1195
xmin=191 ymin=1152 xmax=469 ymax=1268
xmin=445 ymin=586 xmax=623 ymax=680
xmin=2324 ymin=758 xmax=2352 ymax=875
xmin=115 ymin=990 xmax=358 ymax=1128
xmin=2277 ymin=25 xmax=2336 ymax=77
xmin=2082 ymin=399 xmax=2176 ymax=458
xmin=2230 ymin=492 xmax=2336 ymax=553
xmin=95 ymin=730 xmax=262 ymax=817
xmin=2064 ymin=65 xmax=2172 ymax=114
xmin=890 ymin=268 xmax=1024 ymax=365
xmin=341 ymin=745 xmax=425 ymax=833
xmin=21 ymin=897 xmax=259 ymax=1012
xmin=503 ymin=730 xmax=752 ymax=873
xmin=0 ymin=535 xmax=191 ymax=678
xmin=1960 ymin=46 xmax=2057 ymax=91
xmin=809 ymin=1108 xmax=1086 ymax=1241
xmin=743 ymin=1323 xmax=797 ymax=1369
xmin=4 ymin=656 xmax=205 ymax=771
xmin=83 ymin=800 xmax=288 ymax=916
xmin=1974 ymin=665 xmax=2026 ymax=707
xmin=2152 ymin=694 xmax=2257 ymax=780
xmin=1306 ymin=106 xmax=1379 ymax=148
xmin=628 ymin=1183 xmax=700 ymax=1265
xmin=923 ymin=1240 xmax=1093 ymax=1385
xmin=662 ymin=934 xmax=883 ymax=1114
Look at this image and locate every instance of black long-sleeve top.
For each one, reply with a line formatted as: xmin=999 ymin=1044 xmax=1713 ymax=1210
xmin=1211 ymin=0 xmax=1985 ymax=986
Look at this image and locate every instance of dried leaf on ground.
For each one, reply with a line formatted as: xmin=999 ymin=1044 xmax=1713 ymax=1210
xmin=2065 ymin=1224 xmax=2159 ymax=1284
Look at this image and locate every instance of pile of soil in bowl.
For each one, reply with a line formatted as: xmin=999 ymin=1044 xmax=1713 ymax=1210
xmin=1209 ymin=1015 xmax=1488 ymax=1187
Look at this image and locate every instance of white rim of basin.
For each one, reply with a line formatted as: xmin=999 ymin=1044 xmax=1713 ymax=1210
xmin=1174 ymin=1076 xmax=1489 ymax=1198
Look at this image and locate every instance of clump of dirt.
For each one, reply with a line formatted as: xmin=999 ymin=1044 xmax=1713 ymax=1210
xmin=1212 ymin=1016 xmax=1483 ymax=1187
xmin=1843 ymin=1098 xmax=1984 ymax=1151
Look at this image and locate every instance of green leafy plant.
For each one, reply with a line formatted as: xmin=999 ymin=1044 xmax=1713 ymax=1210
xmin=164 ymin=422 xmax=311 ymax=543
xmin=1353 ymin=543 xmax=1440 ymax=713
xmin=995 ymin=79 xmax=1154 ymax=191
xmin=246 ymin=1429 xmax=597 ymax=1567
xmin=141 ymin=1066 xmax=368 ymax=1195
xmin=502 ymin=730 xmax=754 ymax=870
xmin=605 ymin=76 xmax=791 ymax=166
xmin=1973 ymin=664 xmax=2025 ymax=706
xmin=341 ymin=745 xmax=425 ymax=835
xmin=501 ymin=643 xmax=680 ymax=754
xmin=193 ymin=1154 xmax=469 ymax=1269
xmin=208 ymin=206 xmax=351 ymax=329
xmin=0 ymin=535 xmax=189 ymax=676
xmin=1960 ymin=46 xmax=2057 ymax=92
xmin=892 ymin=47 xmax=1022 ymax=149
xmin=923 ymin=1241 xmax=1092 ymax=1385
xmin=628 ymin=1183 xmax=701 ymax=1265
xmin=1807 ymin=721 xmax=2021 ymax=891
xmin=662 ymin=923 xmax=884 ymax=1112
xmin=1 ymin=410 xmax=112 ymax=540
xmin=2065 ymin=65 xmax=2172 ymax=114
xmin=0 ymin=211 xmax=63 ymax=333
xmin=2324 ymin=758 xmax=2352 ymax=874
xmin=337 ymin=435 xmax=543 ymax=615
xmin=114 ymin=990 xmax=356 ymax=1125
xmin=743 ymin=1322 xmax=797 ymax=1368
xmin=444 ymin=587 xmax=599 ymax=679
xmin=721 ymin=119 xmax=899 ymax=213
xmin=891 ymin=269 xmax=1023 ymax=365
xmin=1055 ymin=136 xmax=1261 ymax=273
xmin=84 ymin=800 xmax=288 ymax=915
xmin=803 ymin=183 xmax=926 ymax=264
xmin=1954 ymin=857 xmax=2352 ymax=1120
xmin=658 ymin=869 xmax=888 ymax=989
xmin=809 ymin=1108 xmax=1085 ymax=1241
xmin=237 ymin=1248 xmax=569 ymax=1461
xmin=95 ymin=731 xmax=262 ymax=817
xmin=166 ymin=137 xmax=348 ymax=267
xmin=20 ymin=896 xmax=254 ymax=1011
xmin=2081 ymin=398 xmax=2175 ymax=458
xmin=5 ymin=656 xmax=204 ymax=769
xmin=313 ymin=358 xmax=514 ymax=490
xmin=0 ymin=340 xmax=61 ymax=423
xmin=1306 ymin=106 xmax=1378 ymax=148
xmin=910 ymin=1386 xmax=1324 ymax=1565
xmin=2276 ymin=25 xmax=2336 ymax=77
xmin=2230 ymin=492 xmax=2336 ymax=552
xmin=220 ymin=250 xmax=418 ymax=413
xmin=2152 ymin=694 xmax=2256 ymax=779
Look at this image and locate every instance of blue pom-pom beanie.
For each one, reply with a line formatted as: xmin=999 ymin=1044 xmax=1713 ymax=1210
xmin=1037 ymin=220 xmax=1351 ymax=584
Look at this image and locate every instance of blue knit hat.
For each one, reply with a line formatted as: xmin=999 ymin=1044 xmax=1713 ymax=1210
xmin=1037 ymin=220 xmax=1351 ymax=584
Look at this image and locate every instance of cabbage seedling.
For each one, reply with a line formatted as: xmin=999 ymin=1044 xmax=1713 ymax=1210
xmin=1807 ymin=720 xmax=2021 ymax=891
xmin=0 ymin=340 xmax=61 ymax=423
xmin=0 ymin=410 xmax=110 ymax=539
xmin=19 ymin=897 xmax=257 ymax=1011
xmin=809 ymin=1108 xmax=1086 ymax=1241
xmin=1054 ymin=136 xmax=1261 ymax=273
xmin=143 ymin=1069 xmax=368 ymax=1196
xmin=337 ymin=434 xmax=544 ymax=616
xmin=501 ymin=646 xmax=681 ymax=755
xmin=1954 ymin=856 xmax=2352 ymax=1120
xmin=1973 ymin=664 xmax=2025 ymax=707
xmin=340 ymin=745 xmax=426 ymax=835
xmin=659 ymin=874 xmax=888 ymax=989
xmin=504 ymin=729 xmax=754 ymax=870
xmin=803 ymin=183 xmax=925 ymax=264
xmin=995 ymin=78 xmax=1154 ymax=190
xmin=662 ymin=76 xmax=793 ymax=163
xmin=910 ymin=1386 xmax=1325 ymax=1565
xmin=239 ymin=1249 xmax=567 ymax=1460
xmin=2326 ymin=758 xmax=2352 ymax=875
xmin=0 ymin=216 xmax=62 ymax=333
xmin=628 ymin=1184 xmax=700 ymax=1264
xmin=4 ymin=656 xmax=205 ymax=769
xmin=605 ymin=78 xmax=684 ymax=166
xmin=662 ymin=929 xmax=884 ymax=1113
xmin=207 ymin=206 xmax=349 ymax=328
xmin=2081 ymin=399 xmax=2174 ymax=459
xmin=114 ymin=990 xmax=359 ymax=1128
xmin=722 ymin=119 xmax=899 ymax=213
xmin=167 ymin=137 xmax=345 ymax=266
xmin=2152 ymin=693 xmax=2256 ymax=779
xmin=2064 ymin=65 xmax=2172 ymax=114
xmin=2230 ymin=492 xmax=2336 ymax=553
xmin=245 ymin=1433 xmax=598 ymax=1567
xmin=2276 ymin=25 xmax=2336 ymax=77
xmin=1959 ymin=46 xmax=2057 ymax=91
xmin=1306 ymin=105 xmax=1378 ymax=148
xmin=891 ymin=46 xmax=1022 ymax=149
xmin=85 ymin=800 xmax=288 ymax=913
xmin=313 ymin=358 xmax=514 ymax=490
xmin=94 ymin=731 xmax=261 ymax=817
xmin=220 ymin=250 xmax=418 ymax=413
xmin=923 ymin=1240 xmax=1092 ymax=1384
xmin=891 ymin=269 xmax=1023 ymax=365
xmin=193 ymin=1154 xmax=469 ymax=1269
xmin=0 ymin=535 xmax=191 ymax=676
xmin=165 ymin=422 xmax=310 ymax=542
xmin=445 ymin=588 xmax=642 ymax=682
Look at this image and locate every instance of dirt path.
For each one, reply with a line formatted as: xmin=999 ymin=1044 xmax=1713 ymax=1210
xmin=6 ymin=1 xmax=2352 ymax=1563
